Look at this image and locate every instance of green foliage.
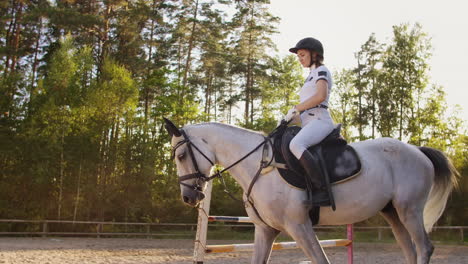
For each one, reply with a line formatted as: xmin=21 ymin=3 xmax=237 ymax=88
xmin=331 ymin=69 xmax=357 ymax=141
xmin=330 ymin=23 xmax=467 ymax=225
xmin=90 ymin=57 xmax=138 ymax=121
xmin=0 ymin=1 xmax=466 ymax=228
xmin=254 ymin=55 xmax=303 ymax=132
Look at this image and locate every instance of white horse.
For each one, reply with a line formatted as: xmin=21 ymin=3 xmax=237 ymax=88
xmin=164 ymin=119 xmax=458 ymax=264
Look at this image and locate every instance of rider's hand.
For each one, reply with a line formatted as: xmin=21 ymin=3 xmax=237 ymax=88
xmin=284 ymin=106 xmax=299 ymax=122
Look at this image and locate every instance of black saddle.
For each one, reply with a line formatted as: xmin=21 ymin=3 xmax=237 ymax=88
xmin=273 ymin=124 xmax=361 ymax=190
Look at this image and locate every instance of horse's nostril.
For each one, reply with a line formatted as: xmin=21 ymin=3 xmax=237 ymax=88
xmin=198 ymin=192 xmax=205 ymax=200
xmin=183 ymin=196 xmax=190 ymax=203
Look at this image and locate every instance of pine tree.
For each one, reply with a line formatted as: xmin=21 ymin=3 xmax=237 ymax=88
xmin=331 ymin=69 xmax=357 ymax=140
xmin=381 ymin=23 xmax=431 ymax=140
xmin=230 ymin=0 xmax=279 ymax=126
xmin=353 ymin=34 xmax=383 ymax=139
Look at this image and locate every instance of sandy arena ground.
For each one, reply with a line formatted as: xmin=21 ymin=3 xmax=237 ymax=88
xmin=0 ymin=238 xmax=467 ymax=264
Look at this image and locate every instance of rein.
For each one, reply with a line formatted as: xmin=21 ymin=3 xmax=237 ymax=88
xmin=173 ymin=129 xmax=272 ymax=190
xmin=172 ymin=123 xmax=287 ymax=226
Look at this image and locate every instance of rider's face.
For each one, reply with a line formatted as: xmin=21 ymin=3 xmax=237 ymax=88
xmin=297 ymin=49 xmax=311 ymax=67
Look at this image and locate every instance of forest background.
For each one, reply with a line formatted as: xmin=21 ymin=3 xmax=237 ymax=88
xmin=1 ymin=0 xmax=466 ymax=229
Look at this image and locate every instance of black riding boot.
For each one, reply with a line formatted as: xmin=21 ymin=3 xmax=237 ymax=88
xmin=299 ymin=149 xmax=331 ymax=207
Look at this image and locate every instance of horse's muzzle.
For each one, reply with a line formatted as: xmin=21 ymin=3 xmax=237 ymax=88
xmin=182 ymin=190 xmax=205 ymax=207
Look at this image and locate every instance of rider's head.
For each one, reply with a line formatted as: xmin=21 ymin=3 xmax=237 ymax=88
xmin=289 ymin=37 xmax=324 ymax=68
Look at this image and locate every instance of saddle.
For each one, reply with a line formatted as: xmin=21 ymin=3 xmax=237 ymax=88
xmin=271 ymin=124 xmax=361 ymax=221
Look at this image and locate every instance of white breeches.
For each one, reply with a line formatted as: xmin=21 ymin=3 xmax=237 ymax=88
xmin=289 ymin=108 xmax=335 ymax=159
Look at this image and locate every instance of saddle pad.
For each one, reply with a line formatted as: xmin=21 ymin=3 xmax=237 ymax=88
xmin=273 ymin=126 xmax=361 ymax=190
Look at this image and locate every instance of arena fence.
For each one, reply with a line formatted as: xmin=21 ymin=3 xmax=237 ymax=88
xmin=0 ymin=220 xmax=466 ymax=242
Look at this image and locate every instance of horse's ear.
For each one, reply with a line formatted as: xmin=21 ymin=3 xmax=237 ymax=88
xmin=163 ymin=117 xmax=182 ymax=137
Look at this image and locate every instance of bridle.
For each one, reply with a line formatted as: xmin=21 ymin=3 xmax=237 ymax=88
xmin=171 ymin=129 xmax=219 ymax=191
xmin=171 ymin=129 xmax=272 ymax=193
xmin=170 ymin=122 xmax=287 ymax=227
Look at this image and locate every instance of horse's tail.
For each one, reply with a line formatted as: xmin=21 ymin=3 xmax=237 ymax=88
xmin=418 ymin=146 xmax=459 ymax=233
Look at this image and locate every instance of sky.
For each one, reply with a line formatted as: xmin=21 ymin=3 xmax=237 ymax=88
xmin=268 ymin=0 xmax=468 ymax=121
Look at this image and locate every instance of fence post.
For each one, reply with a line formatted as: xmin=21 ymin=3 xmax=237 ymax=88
xmin=378 ymin=227 xmax=382 ymax=241
xmin=42 ymin=222 xmax=48 ymax=238
xmin=460 ymin=227 xmax=464 ymax=243
xmin=97 ymin=223 xmax=102 ymax=238
xmin=193 ymin=180 xmax=213 ymax=264
xmin=146 ymin=224 xmax=151 ymax=239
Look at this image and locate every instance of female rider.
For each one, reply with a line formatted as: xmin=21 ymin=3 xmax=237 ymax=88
xmin=284 ymin=37 xmax=335 ymax=207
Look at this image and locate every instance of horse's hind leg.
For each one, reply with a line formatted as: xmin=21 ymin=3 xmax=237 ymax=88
xmin=286 ymin=222 xmax=330 ymax=264
xmin=394 ymin=203 xmax=434 ymax=264
xmin=380 ymin=204 xmax=417 ymax=264
xmin=251 ymin=225 xmax=280 ymax=264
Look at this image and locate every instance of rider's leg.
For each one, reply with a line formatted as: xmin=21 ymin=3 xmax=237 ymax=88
xmin=290 ymin=117 xmax=334 ymax=206
xmin=298 ymin=148 xmax=331 ymax=205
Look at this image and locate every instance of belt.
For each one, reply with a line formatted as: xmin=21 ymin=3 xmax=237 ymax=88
xmin=300 ymin=104 xmax=328 ymax=114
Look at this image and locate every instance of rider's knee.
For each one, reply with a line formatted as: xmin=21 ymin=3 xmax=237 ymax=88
xmin=290 ymin=138 xmax=305 ymax=159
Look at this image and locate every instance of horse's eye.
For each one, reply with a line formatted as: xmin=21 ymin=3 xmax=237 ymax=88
xmin=177 ymin=152 xmax=186 ymax=160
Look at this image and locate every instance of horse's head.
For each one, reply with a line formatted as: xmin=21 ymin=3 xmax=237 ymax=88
xmin=163 ymin=118 xmax=215 ymax=207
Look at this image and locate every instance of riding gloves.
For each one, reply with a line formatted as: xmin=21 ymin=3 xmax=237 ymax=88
xmin=284 ymin=106 xmax=299 ymax=122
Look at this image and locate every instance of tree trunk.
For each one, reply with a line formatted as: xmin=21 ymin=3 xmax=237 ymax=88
xmin=204 ymin=73 xmax=211 ymax=114
xmin=98 ymin=3 xmax=112 ymax=77
xmin=250 ymin=71 xmax=254 ymax=124
xmin=73 ymin=154 xmax=83 ymax=222
xmin=58 ymin=126 xmax=65 ymax=220
xmin=213 ymin=77 xmax=217 ymax=121
xmin=356 ymin=59 xmax=364 ymax=140
xmin=244 ymin=71 xmax=250 ymax=124
xmin=4 ymin=3 xmax=14 ymax=75
xmin=29 ymin=17 xmax=42 ymax=112
xmin=177 ymin=37 xmax=183 ymax=100
xmin=97 ymin=128 xmax=108 ymax=220
xmin=144 ymin=0 xmax=160 ymax=122
xmin=182 ymin=0 xmax=199 ymax=89
xmin=371 ymin=78 xmax=376 ymax=139
xmin=10 ymin=2 xmax=23 ymax=74
xmin=399 ymin=86 xmax=404 ymax=140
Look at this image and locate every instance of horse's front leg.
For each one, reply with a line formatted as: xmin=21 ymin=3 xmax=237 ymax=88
xmin=286 ymin=222 xmax=330 ymax=264
xmin=251 ymin=224 xmax=280 ymax=264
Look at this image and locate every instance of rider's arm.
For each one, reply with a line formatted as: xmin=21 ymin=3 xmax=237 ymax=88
xmin=294 ymin=79 xmax=328 ymax=112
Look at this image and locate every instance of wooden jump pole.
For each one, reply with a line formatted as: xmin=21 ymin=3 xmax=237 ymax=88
xmin=205 ymin=239 xmax=352 ymax=253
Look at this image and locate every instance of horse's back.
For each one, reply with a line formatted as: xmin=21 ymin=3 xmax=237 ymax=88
xmin=319 ymin=137 xmax=433 ymax=225
xmin=351 ymin=137 xmax=434 ymax=176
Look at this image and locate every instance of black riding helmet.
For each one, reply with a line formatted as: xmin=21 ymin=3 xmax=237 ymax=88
xmin=289 ymin=37 xmax=324 ymax=57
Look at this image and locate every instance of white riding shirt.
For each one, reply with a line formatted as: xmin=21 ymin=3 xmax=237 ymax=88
xmin=289 ymin=65 xmax=335 ymax=159
xmin=299 ymin=65 xmax=332 ymax=107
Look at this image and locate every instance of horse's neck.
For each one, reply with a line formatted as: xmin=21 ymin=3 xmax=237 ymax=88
xmin=188 ymin=124 xmax=265 ymax=191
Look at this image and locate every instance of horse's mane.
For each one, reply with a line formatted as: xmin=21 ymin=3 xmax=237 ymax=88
xmin=185 ymin=122 xmax=266 ymax=138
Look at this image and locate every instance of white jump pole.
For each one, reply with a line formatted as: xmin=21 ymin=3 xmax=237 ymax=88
xmin=208 ymin=216 xmax=251 ymax=223
xmin=193 ymin=180 xmax=213 ymax=264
